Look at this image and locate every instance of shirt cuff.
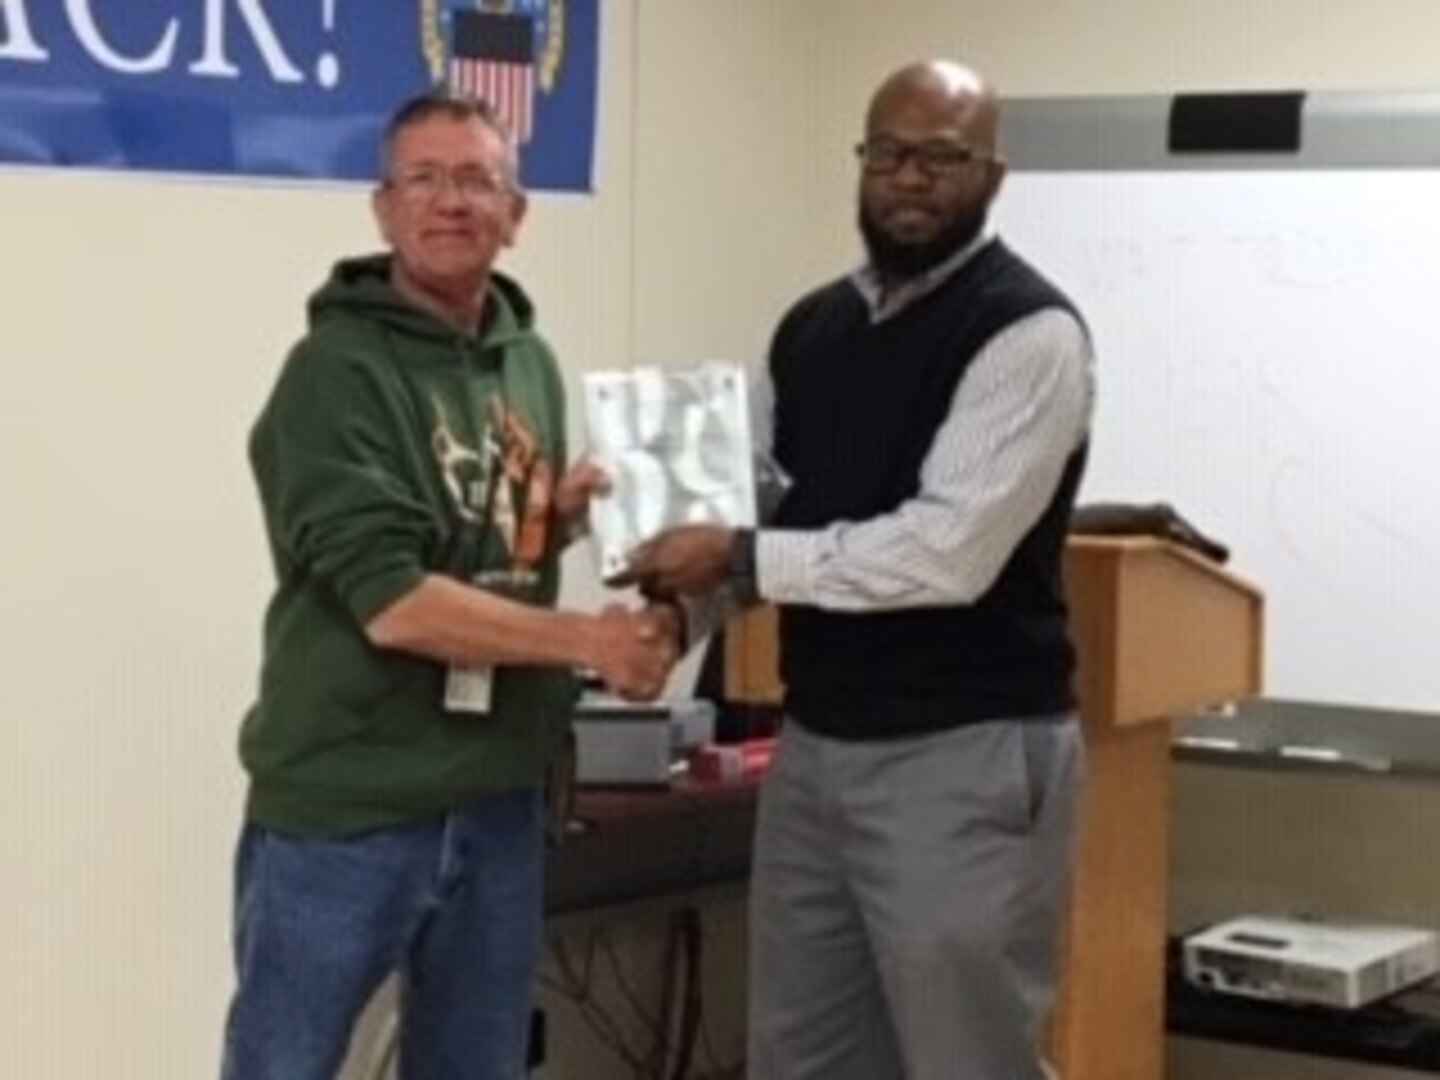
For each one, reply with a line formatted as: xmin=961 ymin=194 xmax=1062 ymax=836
xmin=753 ymin=527 xmax=816 ymax=605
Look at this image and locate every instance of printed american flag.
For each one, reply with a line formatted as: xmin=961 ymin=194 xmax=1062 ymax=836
xmin=449 ymin=10 xmax=537 ymax=144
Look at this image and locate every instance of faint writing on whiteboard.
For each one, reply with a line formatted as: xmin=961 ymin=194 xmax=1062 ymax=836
xmin=1072 ymin=230 xmax=1370 ymax=296
xmin=997 ymin=169 xmax=1440 ymax=710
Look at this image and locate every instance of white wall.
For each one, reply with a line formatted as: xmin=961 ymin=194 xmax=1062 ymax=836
xmin=6 ymin=2 xmax=1440 ymax=1077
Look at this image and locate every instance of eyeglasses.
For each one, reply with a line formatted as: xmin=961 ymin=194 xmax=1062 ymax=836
xmin=854 ymin=137 xmax=994 ymax=177
xmin=387 ymin=166 xmax=512 ymax=203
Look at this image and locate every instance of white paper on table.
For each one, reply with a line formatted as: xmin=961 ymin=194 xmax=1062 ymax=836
xmin=583 ymin=363 xmax=758 ymax=582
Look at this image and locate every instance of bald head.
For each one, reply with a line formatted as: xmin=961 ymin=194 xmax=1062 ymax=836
xmin=866 ymin=61 xmax=1001 ymax=152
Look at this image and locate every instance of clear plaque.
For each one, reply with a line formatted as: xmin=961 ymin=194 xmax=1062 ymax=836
xmin=583 ymin=364 xmax=758 ymax=582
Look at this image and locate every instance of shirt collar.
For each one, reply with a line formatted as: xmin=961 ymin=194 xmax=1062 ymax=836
xmin=851 ymin=227 xmax=996 ymax=323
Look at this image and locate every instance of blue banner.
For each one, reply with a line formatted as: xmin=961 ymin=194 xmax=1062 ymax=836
xmin=0 ymin=1 xmax=599 ymax=191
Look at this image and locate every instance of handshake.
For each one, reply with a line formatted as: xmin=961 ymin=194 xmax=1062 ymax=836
xmin=585 ymin=597 xmax=683 ymax=703
xmin=556 ymin=388 xmax=756 ymax=696
xmin=568 ymin=362 xmax=764 ymax=701
xmin=585 ymin=523 xmax=741 ymax=703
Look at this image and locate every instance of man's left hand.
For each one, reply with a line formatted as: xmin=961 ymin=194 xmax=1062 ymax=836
xmin=554 ymin=458 xmax=610 ymax=536
xmin=613 ymin=524 xmax=734 ymax=596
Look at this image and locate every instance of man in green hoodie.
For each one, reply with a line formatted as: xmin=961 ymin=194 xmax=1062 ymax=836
xmin=221 ymin=94 xmax=677 ymax=1080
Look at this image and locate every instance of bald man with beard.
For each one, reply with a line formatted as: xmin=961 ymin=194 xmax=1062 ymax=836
xmin=621 ymin=61 xmax=1095 ymax=1079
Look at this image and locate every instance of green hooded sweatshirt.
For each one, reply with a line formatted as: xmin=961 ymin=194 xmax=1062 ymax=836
xmin=241 ymin=254 xmax=578 ymax=837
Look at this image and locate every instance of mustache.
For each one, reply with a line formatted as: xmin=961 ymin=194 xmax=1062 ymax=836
xmin=857 ymin=204 xmax=988 ymax=279
xmin=880 ymin=199 xmax=940 ymax=215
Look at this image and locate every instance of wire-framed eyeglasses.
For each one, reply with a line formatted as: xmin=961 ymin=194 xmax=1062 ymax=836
xmin=387 ymin=166 xmax=512 ymax=203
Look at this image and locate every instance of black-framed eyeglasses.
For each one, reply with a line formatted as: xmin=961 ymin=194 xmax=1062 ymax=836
xmin=854 ymin=137 xmax=994 ymax=177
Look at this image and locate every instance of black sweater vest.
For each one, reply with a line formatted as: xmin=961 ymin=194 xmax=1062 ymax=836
xmin=769 ymin=240 xmax=1087 ymax=739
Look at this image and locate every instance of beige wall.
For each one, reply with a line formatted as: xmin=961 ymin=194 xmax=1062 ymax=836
xmin=5 ymin=1 xmax=1440 ymax=1077
xmin=0 ymin=2 xmax=639 ymax=1075
xmin=814 ymin=0 xmax=1440 ymax=93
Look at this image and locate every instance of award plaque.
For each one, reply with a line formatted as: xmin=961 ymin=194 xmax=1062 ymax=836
xmin=583 ymin=364 xmax=758 ymax=581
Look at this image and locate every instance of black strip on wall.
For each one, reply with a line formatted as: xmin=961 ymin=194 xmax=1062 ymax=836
xmin=1168 ymin=92 xmax=1306 ymax=153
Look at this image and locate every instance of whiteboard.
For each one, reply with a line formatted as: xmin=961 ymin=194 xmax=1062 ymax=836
xmin=996 ymin=170 xmax=1440 ymax=712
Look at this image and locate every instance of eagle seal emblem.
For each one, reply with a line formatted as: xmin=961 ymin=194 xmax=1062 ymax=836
xmin=419 ymin=0 xmax=567 ymax=144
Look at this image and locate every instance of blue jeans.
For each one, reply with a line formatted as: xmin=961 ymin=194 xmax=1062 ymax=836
xmin=221 ymin=790 xmax=545 ymax=1080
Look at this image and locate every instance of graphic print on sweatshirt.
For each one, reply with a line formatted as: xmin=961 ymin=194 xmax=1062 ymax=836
xmin=431 ymin=392 xmax=556 ymax=584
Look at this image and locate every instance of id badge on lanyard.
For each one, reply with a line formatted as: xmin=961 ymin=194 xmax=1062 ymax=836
xmin=445 ymin=460 xmax=501 ymax=716
xmin=445 ymin=662 xmax=493 ymax=714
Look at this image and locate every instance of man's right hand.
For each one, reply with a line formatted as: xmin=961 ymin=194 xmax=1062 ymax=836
xmin=611 ymin=524 xmax=736 ymax=596
xmin=589 ymin=604 xmax=679 ymax=701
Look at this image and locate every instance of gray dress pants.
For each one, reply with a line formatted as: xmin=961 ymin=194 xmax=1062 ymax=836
xmin=747 ymin=715 xmax=1083 ymax=1080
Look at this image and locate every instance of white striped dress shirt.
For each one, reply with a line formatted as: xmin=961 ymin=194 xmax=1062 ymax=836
xmin=754 ymin=234 xmax=1095 ymax=612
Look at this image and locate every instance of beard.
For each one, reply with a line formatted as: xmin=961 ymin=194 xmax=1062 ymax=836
xmin=858 ymin=204 xmax=987 ymax=281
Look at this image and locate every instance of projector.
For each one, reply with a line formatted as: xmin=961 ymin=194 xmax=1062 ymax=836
xmin=1182 ymin=915 xmax=1440 ymax=1009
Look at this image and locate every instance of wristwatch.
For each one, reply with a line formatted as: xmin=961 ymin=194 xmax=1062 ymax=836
xmin=727 ymin=528 xmax=759 ymax=605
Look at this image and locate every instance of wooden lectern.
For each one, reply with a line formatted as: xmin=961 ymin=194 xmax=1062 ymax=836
xmin=1050 ymin=536 xmax=1262 ymax=1079
xmin=723 ymin=536 xmax=1263 ymax=1080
